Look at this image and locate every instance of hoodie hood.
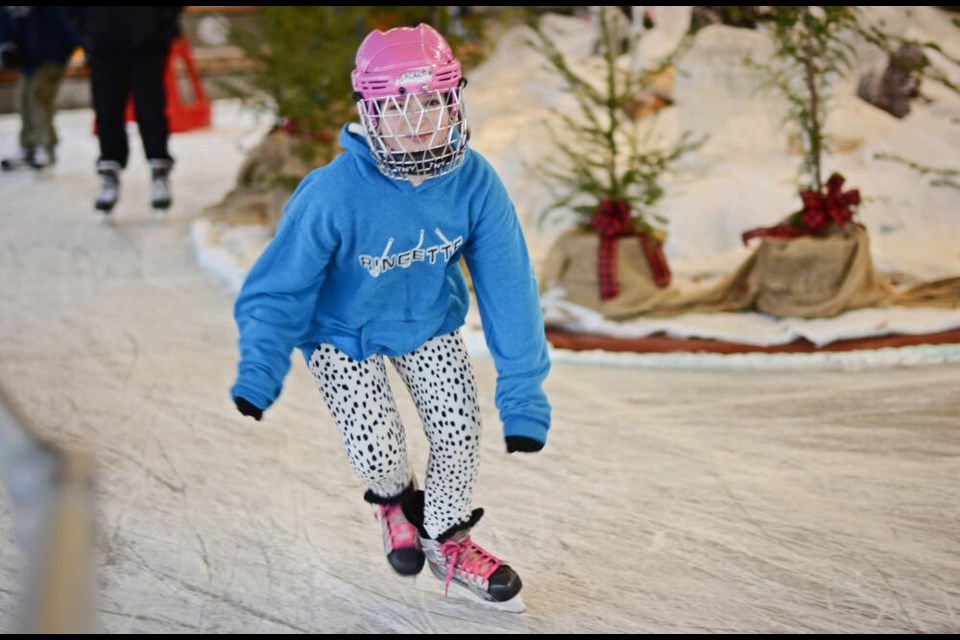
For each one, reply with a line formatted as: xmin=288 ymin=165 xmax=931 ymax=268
xmin=339 ymin=123 xmax=381 ymax=176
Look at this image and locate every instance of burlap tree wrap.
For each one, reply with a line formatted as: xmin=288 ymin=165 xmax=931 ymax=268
xmin=745 ymin=224 xmax=893 ymax=318
xmin=540 ymin=224 xmax=958 ymax=320
xmin=540 ymin=228 xmax=685 ymax=319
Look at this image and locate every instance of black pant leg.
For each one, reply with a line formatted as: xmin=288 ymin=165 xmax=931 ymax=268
xmin=129 ymin=46 xmax=172 ymax=163
xmin=86 ymin=53 xmax=131 ymax=167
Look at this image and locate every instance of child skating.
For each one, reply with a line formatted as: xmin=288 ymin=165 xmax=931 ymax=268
xmin=231 ymin=23 xmax=551 ymax=609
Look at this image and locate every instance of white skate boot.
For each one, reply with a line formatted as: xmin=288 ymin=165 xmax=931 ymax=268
xmin=149 ymin=159 xmax=173 ymax=211
xmin=1 ymin=148 xmax=34 ymax=171
xmin=95 ymin=161 xmax=122 ymax=215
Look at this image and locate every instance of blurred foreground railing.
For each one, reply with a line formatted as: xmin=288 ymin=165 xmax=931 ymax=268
xmin=0 ymin=385 xmax=96 ymax=633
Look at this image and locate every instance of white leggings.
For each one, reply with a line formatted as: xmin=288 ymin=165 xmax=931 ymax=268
xmin=308 ymin=330 xmax=482 ymax=539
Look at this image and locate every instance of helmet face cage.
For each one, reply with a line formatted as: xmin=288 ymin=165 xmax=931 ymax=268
xmin=357 ymin=85 xmax=469 ymax=181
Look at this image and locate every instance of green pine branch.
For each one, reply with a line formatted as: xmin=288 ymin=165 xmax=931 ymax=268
xmin=747 ymin=6 xmax=861 ymax=192
xmin=749 ymin=6 xmax=959 ymax=198
xmin=873 ymin=152 xmax=960 ymax=191
xmin=528 ymin=7 xmax=705 ymax=233
xmin=854 ymin=9 xmax=960 ymax=189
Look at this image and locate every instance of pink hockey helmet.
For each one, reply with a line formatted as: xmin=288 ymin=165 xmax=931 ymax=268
xmin=351 ymin=23 xmax=462 ymax=99
xmin=351 ymin=24 xmax=469 ymax=180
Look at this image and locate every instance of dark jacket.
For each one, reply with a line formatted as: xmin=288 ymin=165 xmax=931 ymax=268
xmin=0 ymin=6 xmax=82 ymax=73
xmin=66 ymin=6 xmax=182 ymax=54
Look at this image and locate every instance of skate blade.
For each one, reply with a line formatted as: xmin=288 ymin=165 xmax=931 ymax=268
xmin=446 ymin=583 xmax=526 ymax=614
xmin=95 ymin=202 xmax=116 ymax=219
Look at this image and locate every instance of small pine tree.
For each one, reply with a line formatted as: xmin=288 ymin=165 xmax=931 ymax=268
xmin=743 ymin=7 xmax=959 ymax=237
xmin=529 ymin=7 xmax=703 ymax=239
xmin=228 ymin=7 xmax=369 ymax=168
xmin=746 ymin=6 xmax=862 ymax=195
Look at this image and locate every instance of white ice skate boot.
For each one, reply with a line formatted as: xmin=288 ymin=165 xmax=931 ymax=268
xmin=420 ymin=508 xmax=525 ymax=612
xmin=29 ymin=147 xmax=56 ymax=179
xmin=149 ymin=159 xmax=173 ymax=211
xmin=1 ymin=148 xmax=34 ymax=171
xmin=364 ymin=485 xmax=425 ymax=576
xmin=95 ymin=161 xmax=122 ymax=214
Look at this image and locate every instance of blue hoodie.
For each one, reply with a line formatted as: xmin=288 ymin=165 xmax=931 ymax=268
xmin=231 ymin=124 xmax=552 ymax=444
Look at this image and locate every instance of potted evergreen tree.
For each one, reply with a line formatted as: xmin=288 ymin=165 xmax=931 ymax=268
xmin=738 ymin=6 xmax=894 ymax=318
xmin=533 ymin=7 xmax=703 ymax=319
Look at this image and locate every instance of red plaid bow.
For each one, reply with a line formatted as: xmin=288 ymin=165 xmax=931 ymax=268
xmin=742 ymin=173 xmax=861 ymax=245
xmin=799 ymin=173 xmax=860 ymax=234
xmin=589 ymin=200 xmax=671 ymax=300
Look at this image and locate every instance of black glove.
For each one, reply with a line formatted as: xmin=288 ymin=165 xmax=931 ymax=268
xmin=505 ymin=436 xmax=544 ymax=454
xmin=234 ymin=396 xmax=263 ymax=421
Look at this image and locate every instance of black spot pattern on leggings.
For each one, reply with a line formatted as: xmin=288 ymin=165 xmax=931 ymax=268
xmin=308 ymin=331 xmax=482 ymax=538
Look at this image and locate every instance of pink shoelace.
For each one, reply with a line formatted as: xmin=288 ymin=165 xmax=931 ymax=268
xmin=378 ymin=503 xmax=418 ymax=550
xmin=438 ymin=535 xmax=503 ymax=596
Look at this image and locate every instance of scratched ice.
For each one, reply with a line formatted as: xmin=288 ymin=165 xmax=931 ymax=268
xmin=0 ymin=7 xmax=958 ymax=633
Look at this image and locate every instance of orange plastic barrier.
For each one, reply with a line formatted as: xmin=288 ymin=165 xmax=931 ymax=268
xmin=157 ymin=36 xmax=211 ymax=132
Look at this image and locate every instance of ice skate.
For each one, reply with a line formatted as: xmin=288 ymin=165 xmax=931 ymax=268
xmin=364 ymin=485 xmax=425 ymax=577
xmin=1 ymin=148 xmax=34 ymax=172
xmin=149 ymin=159 xmax=173 ymax=211
xmin=29 ymin=147 xmax=55 ymax=172
xmin=95 ymin=161 xmax=121 ymax=215
xmin=420 ymin=508 xmax=525 ymax=613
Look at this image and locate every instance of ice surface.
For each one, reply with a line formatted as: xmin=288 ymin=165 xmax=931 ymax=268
xmin=0 ymin=8 xmax=958 ymax=633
